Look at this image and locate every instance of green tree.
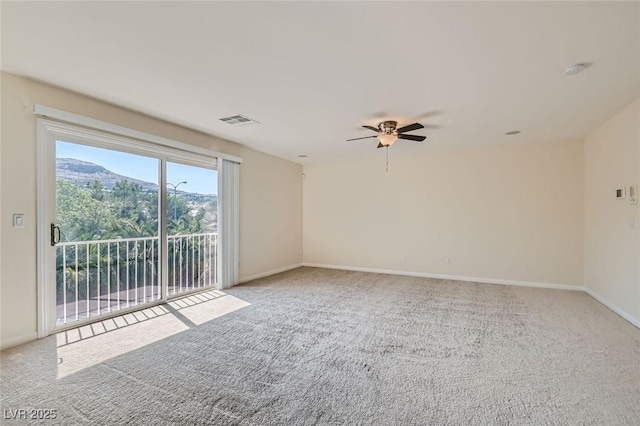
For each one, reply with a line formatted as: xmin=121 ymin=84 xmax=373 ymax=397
xmin=56 ymin=180 xmax=117 ymax=241
xmin=56 ymin=176 xmax=216 ymax=307
xmin=110 ymin=180 xmax=158 ymax=237
xmin=167 ymin=193 xmax=190 ymax=222
xmin=87 ymin=179 xmax=104 ymax=201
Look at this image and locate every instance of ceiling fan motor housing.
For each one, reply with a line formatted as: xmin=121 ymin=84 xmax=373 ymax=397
xmin=380 ymin=121 xmax=398 ymax=134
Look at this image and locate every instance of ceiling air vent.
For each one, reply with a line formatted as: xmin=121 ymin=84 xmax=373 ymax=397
xmin=219 ymin=114 xmax=259 ymax=127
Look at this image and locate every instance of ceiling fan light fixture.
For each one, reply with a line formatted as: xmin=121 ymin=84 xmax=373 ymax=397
xmin=378 ymin=133 xmax=398 ymax=146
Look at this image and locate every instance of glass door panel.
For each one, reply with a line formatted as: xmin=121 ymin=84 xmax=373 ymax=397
xmin=55 ymin=141 xmax=160 ymax=325
xmin=166 ymin=161 xmax=218 ymax=296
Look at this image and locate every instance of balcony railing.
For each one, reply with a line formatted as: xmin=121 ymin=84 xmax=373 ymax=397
xmin=56 ymin=233 xmax=217 ymax=325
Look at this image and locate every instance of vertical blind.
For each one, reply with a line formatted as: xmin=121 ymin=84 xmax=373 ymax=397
xmin=217 ymin=158 xmax=240 ymax=288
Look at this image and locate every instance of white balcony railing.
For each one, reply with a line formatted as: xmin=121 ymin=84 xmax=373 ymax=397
xmin=56 ymin=233 xmax=217 ymax=325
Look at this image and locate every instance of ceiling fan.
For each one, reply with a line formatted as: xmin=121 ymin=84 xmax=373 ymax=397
xmin=347 ymin=121 xmax=426 ymax=148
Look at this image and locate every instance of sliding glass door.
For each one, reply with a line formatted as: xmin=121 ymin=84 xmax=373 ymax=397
xmin=55 ymin=142 xmax=161 ymax=325
xmin=46 ymin=133 xmax=218 ymax=330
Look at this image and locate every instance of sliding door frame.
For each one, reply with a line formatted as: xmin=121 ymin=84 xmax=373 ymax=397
xmin=36 ymin=118 xmax=222 ymax=337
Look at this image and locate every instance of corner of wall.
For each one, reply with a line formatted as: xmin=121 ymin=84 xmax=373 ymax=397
xmin=582 ymin=97 xmax=640 ymax=327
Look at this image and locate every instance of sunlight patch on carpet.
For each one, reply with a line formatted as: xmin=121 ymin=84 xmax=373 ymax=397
xmin=56 ymin=313 xmax=188 ymax=379
xmin=55 ymin=290 xmax=250 ymax=379
xmin=171 ymin=295 xmax=250 ymax=326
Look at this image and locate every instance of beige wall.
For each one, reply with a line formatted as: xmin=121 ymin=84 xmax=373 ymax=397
xmin=303 ymin=139 xmax=584 ymax=286
xmin=0 ymin=72 xmax=303 ymax=345
xmin=584 ymin=98 xmax=640 ymax=322
xmin=1 ymin=68 xmax=637 ymax=347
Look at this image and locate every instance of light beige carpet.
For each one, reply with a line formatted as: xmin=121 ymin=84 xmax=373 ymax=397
xmin=1 ymin=267 xmax=639 ymax=425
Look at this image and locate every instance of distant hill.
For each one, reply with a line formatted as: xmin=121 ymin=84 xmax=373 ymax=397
xmin=56 ymin=158 xmax=216 ymax=203
xmin=57 ymin=158 xmax=158 ymax=191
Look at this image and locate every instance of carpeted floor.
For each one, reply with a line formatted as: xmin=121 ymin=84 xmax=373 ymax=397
xmin=1 ymin=267 xmax=639 ymax=425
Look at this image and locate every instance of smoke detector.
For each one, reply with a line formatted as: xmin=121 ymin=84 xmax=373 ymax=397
xmin=219 ymin=114 xmax=259 ymax=127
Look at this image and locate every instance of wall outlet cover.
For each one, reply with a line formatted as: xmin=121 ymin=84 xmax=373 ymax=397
xmin=616 ymin=188 xmax=626 ymax=199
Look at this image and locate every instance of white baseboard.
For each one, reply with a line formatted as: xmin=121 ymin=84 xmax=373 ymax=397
xmin=237 ymin=263 xmax=303 ymax=284
xmin=302 ymin=263 xmax=585 ymax=291
xmin=584 ymin=288 xmax=640 ymax=329
xmin=1 ymin=332 xmax=38 ymax=351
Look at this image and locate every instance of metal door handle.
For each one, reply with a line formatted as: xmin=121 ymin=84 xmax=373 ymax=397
xmin=50 ymin=224 xmax=60 ymax=246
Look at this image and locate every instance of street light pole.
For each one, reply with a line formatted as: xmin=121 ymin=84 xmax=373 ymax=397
xmin=167 ymin=181 xmax=187 ymax=220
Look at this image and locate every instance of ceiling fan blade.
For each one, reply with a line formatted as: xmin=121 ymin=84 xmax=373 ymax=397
xmin=398 ymin=134 xmax=426 ymax=142
xmin=347 ymin=135 xmax=378 ymax=141
xmin=396 ymin=123 xmax=424 ymax=133
xmin=362 ymin=125 xmax=381 ymax=132
xmin=377 ymin=143 xmax=384 ymax=149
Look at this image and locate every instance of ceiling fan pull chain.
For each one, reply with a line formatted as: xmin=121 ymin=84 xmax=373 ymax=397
xmin=386 ymin=146 xmax=389 ymax=172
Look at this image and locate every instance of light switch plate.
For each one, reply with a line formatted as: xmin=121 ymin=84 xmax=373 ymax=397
xmin=13 ymin=214 xmax=25 ymax=228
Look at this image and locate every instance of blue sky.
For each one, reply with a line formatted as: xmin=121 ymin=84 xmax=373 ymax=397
xmin=56 ymin=141 xmax=217 ymax=195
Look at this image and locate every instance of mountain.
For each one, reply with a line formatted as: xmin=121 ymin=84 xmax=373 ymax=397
xmin=56 ymin=158 xmax=216 ymax=202
xmin=57 ymin=158 xmax=158 ymax=192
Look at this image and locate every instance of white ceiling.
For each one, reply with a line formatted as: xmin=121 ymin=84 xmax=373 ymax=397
xmin=2 ymin=2 xmax=639 ymax=164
